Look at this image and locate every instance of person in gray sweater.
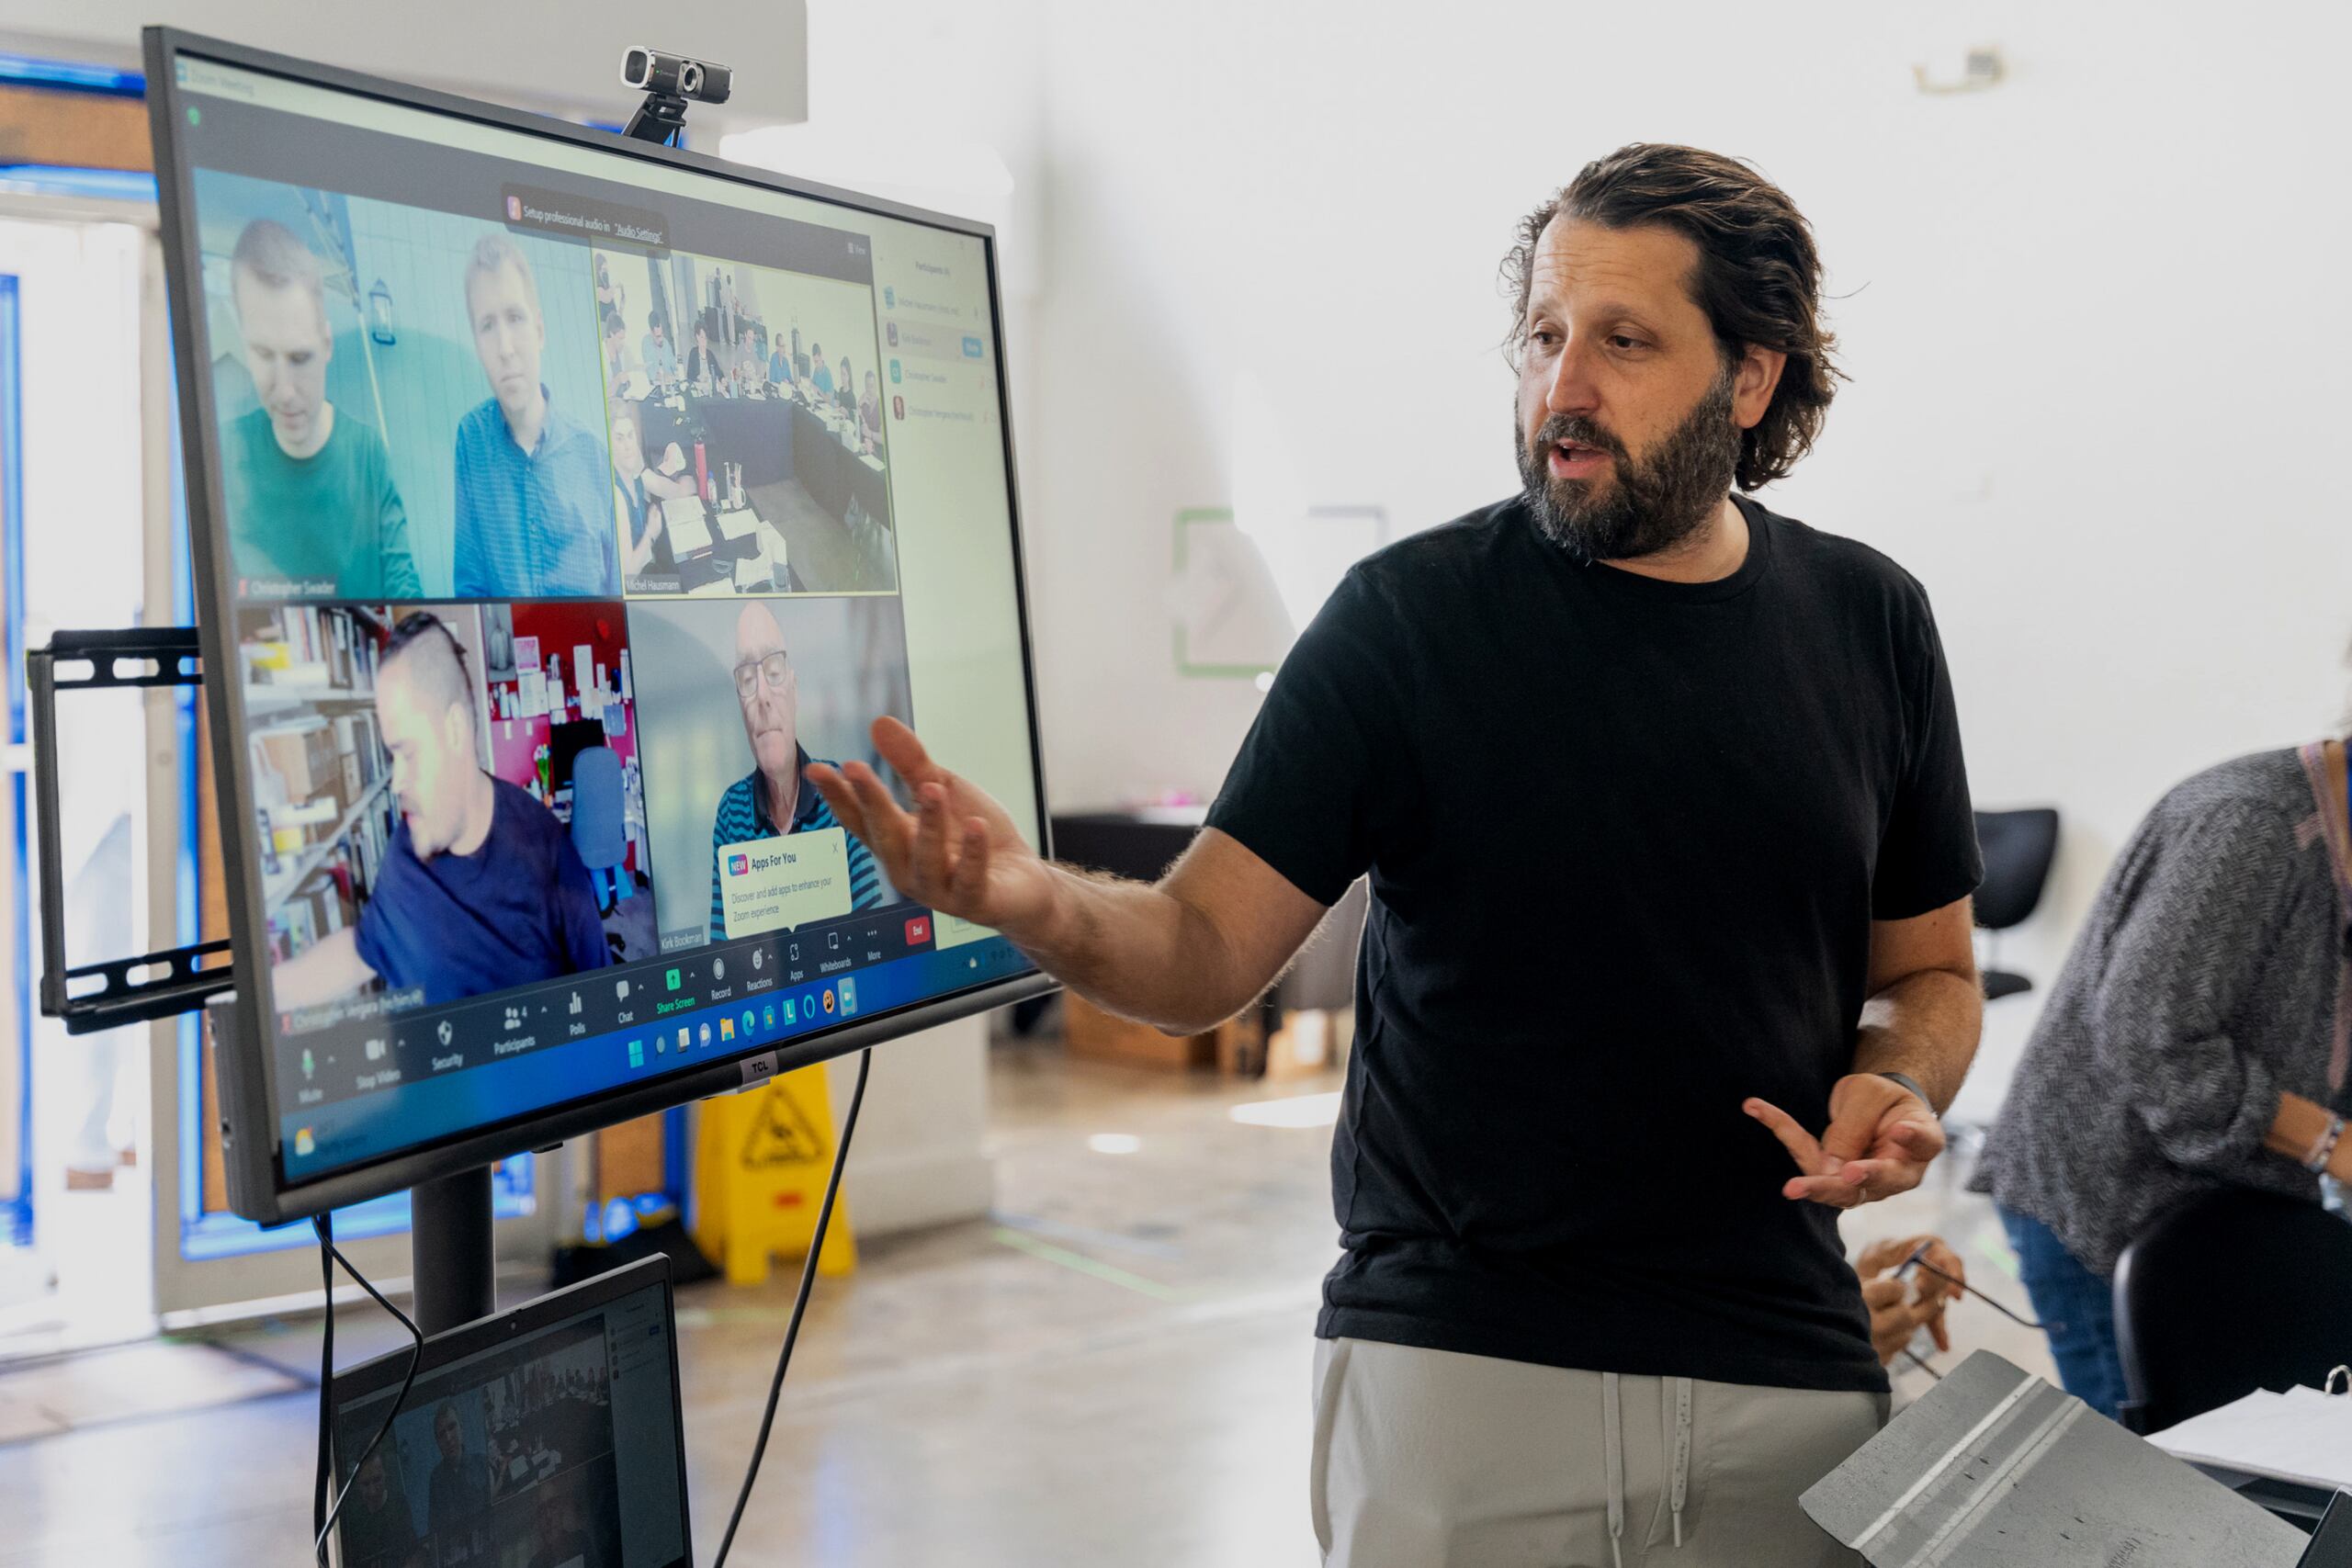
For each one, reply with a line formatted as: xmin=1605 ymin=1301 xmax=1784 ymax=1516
xmin=1972 ymin=741 xmax=2352 ymax=1418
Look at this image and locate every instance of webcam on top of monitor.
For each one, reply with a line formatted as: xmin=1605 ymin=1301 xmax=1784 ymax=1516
xmin=619 ymin=47 xmax=731 ymax=102
xmin=620 ymin=47 xmax=731 ymax=143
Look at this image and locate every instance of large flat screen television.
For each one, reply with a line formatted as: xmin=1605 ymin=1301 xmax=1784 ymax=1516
xmin=144 ymin=29 xmax=1054 ymax=1224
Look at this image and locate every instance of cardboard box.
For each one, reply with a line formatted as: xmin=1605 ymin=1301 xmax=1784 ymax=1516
xmin=1220 ymin=1008 xmax=1347 ymax=1080
xmin=1061 ymin=992 xmax=1258 ymax=1071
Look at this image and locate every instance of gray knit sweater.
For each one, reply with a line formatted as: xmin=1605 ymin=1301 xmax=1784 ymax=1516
xmin=1970 ymin=747 xmax=2348 ymax=1276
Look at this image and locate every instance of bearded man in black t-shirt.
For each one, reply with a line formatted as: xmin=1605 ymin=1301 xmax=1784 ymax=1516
xmin=812 ymin=143 xmax=1984 ymax=1568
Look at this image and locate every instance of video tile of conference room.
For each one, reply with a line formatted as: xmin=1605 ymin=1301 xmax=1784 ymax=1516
xmin=241 ymin=599 xmax=657 ymax=1029
xmin=597 ymin=244 xmax=899 ymax=599
xmin=194 ymin=168 xmax=618 ymax=604
xmin=627 ymin=593 xmax=913 ymax=957
xmin=333 ymin=1317 xmax=622 ymax=1568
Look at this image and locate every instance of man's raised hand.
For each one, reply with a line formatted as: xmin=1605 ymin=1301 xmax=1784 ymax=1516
xmin=805 ymin=717 xmax=1057 ymax=937
xmin=1744 ymin=1075 xmax=1945 ymax=1210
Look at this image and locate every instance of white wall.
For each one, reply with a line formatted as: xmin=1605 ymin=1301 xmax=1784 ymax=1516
xmin=1020 ymin=0 xmax=2352 ymax=1021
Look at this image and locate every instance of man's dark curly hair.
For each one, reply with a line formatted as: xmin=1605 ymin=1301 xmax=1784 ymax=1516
xmin=1502 ymin=143 xmax=1841 ymax=491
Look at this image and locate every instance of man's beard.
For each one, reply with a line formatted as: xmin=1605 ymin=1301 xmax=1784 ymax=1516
xmin=1516 ymin=369 xmax=1743 ymax=563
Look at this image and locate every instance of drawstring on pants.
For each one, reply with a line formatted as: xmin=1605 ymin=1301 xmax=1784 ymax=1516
xmin=1669 ymin=1377 xmax=1693 ymax=1548
xmin=1600 ymin=1373 xmax=1696 ymax=1565
xmin=1601 ymin=1372 xmax=1626 ymax=1568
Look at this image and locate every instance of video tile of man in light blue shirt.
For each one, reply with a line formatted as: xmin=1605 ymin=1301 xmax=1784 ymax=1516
xmin=450 ymin=234 xmax=616 ymax=598
xmin=767 ymin=341 xmax=793 ymax=389
xmin=642 ymin=314 xmax=678 ymax=383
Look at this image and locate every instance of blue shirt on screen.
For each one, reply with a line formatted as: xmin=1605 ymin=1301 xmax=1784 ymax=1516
xmin=767 ymin=348 xmax=791 ymax=385
xmin=642 ymin=335 xmax=678 ymax=381
xmin=707 ymin=750 xmax=884 ymax=942
xmin=354 ymin=776 xmax=611 ymax=1007
xmin=811 ymin=365 xmax=835 ymax=398
xmin=451 ymin=387 xmax=617 ymax=598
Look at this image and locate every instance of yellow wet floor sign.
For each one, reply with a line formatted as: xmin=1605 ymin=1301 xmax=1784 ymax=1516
xmin=693 ymin=1064 xmax=856 ymax=1285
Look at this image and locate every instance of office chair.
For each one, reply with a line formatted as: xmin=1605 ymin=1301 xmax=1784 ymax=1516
xmin=2111 ymin=1186 xmax=2352 ymax=1435
xmin=569 ymin=744 xmax=629 ymax=920
xmin=1973 ymin=807 xmax=2059 ymax=1000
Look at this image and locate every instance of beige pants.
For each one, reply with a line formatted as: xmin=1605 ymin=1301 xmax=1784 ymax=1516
xmin=1310 ymin=1337 xmax=1886 ymax=1568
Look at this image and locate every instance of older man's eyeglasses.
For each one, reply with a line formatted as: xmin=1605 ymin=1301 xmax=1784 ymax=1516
xmin=733 ymin=651 xmax=791 ymax=699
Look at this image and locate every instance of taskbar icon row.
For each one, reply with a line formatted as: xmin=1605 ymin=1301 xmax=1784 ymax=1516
xmin=623 ymin=975 xmax=858 ymax=1070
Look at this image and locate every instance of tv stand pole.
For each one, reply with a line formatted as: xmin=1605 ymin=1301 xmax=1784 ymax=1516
xmin=409 ymin=1167 xmax=496 ymax=1335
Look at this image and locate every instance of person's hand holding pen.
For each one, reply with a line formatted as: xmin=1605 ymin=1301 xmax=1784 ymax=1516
xmin=1855 ymin=1235 xmax=1965 ymax=1365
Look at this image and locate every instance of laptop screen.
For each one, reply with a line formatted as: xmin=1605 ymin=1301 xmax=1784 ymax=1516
xmin=331 ymin=1261 xmax=688 ymax=1568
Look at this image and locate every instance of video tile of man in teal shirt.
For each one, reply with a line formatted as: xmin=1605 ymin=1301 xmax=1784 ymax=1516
xmin=450 ymin=234 xmax=616 ymax=599
xmin=220 ymin=219 xmax=420 ymax=599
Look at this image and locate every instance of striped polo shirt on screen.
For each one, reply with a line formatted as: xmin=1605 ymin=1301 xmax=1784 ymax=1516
xmin=450 ymin=385 xmax=617 ymax=598
xmin=708 ymin=749 xmax=886 ymax=941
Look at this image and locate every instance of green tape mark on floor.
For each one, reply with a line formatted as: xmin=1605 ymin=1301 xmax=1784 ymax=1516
xmin=991 ymin=1227 xmax=1185 ymax=1301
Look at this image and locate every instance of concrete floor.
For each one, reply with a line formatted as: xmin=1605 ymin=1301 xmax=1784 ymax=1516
xmin=0 ymin=1039 xmax=2050 ymax=1567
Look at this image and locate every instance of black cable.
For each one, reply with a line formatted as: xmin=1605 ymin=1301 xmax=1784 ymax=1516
xmin=311 ymin=1213 xmax=428 ymax=1565
xmin=1896 ymin=1242 xmax=2045 ymax=1330
xmin=314 ymin=1213 xmax=334 ymax=1550
xmin=1901 ymin=1348 xmax=1944 ymax=1382
xmin=711 ymin=1047 xmax=873 ymax=1568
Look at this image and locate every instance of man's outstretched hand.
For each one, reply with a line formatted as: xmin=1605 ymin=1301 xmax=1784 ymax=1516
xmin=1744 ymin=1075 xmax=1945 ymax=1209
xmin=806 ymin=717 xmax=1057 ymax=938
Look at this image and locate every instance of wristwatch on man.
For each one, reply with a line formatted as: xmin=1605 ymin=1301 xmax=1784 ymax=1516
xmin=2304 ymin=1111 xmax=2346 ymax=1174
xmin=1874 ymin=1071 xmax=1933 ymax=1112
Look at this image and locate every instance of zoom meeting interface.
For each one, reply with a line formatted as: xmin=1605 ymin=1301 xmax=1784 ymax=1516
xmin=172 ymin=55 xmax=1042 ymax=1183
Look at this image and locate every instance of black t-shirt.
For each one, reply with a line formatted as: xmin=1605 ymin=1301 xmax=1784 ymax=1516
xmin=1206 ymin=494 xmax=1981 ymax=1393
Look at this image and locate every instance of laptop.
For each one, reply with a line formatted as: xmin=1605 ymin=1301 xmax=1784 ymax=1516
xmin=2302 ymin=1492 xmax=2352 ymax=1568
xmin=1801 ymin=1351 xmax=2310 ymax=1567
xmin=329 ymin=1255 xmax=691 ymax=1568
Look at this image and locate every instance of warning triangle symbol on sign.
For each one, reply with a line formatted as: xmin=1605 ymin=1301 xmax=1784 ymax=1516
xmin=740 ymin=1083 xmax=830 ymax=1168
